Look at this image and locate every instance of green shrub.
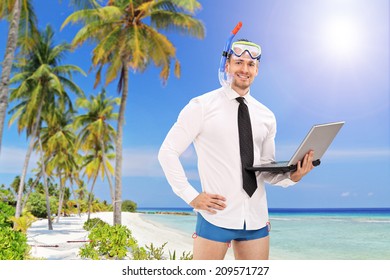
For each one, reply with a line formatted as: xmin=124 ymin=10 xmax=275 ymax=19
xmin=121 ymin=200 xmax=137 ymax=212
xmin=0 ymin=202 xmax=15 ymax=228
xmin=0 ymin=184 xmax=15 ymax=204
xmin=131 ymin=242 xmax=193 ymax=260
xmin=0 ymin=227 xmax=30 ymax=260
xmin=83 ymin=217 xmax=108 ymax=231
xmin=145 ymin=242 xmax=167 ymax=260
xmin=25 ymin=192 xmax=57 ymax=218
xmin=79 ymin=224 xmax=138 ymax=260
xmin=169 ymin=250 xmax=193 ymax=260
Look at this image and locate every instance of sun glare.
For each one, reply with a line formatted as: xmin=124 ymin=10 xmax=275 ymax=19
xmin=321 ymin=17 xmax=361 ymax=58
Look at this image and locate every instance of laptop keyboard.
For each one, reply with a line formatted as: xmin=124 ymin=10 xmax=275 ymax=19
xmin=262 ymin=161 xmax=289 ymax=167
xmin=273 ymin=161 xmax=289 ymax=167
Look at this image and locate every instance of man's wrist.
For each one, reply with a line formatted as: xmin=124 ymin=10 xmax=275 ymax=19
xmin=289 ymin=172 xmax=300 ymax=182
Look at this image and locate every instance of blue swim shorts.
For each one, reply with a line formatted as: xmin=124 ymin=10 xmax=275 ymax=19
xmin=195 ymin=214 xmax=269 ymax=243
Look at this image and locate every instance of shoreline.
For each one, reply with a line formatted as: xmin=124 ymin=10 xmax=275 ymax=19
xmin=138 ymin=211 xmax=193 ymax=216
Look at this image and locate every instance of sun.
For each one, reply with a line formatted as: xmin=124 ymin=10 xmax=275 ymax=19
xmin=320 ymin=17 xmax=362 ymax=59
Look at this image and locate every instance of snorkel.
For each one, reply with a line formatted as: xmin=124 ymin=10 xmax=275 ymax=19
xmin=218 ymin=22 xmax=242 ymax=87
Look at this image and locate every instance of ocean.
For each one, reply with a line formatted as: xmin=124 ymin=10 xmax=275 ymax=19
xmin=137 ymin=208 xmax=390 ymax=260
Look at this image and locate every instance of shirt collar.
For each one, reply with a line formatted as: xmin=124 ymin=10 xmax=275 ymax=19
xmin=224 ymin=87 xmax=253 ymax=103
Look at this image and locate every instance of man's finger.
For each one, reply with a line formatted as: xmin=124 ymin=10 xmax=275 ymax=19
xmin=210 ymin=201 xmax=226 ymax=210
xmin=209 ymin=194 xmax=226 ymax=201
xmin=206 ymin=207 xmax=217 ymax=214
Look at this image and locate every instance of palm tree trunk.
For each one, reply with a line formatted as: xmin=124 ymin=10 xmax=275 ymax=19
xmin=38 ymin=136 xmax=53 ymax=230
xmin=114 ymin=64 xmax=129 ymax=225
xmin=14 ymin=98 xmax=44 ymax=220
xmin=69 ymin=178 xmax=81 ymax=216
xmin=87 ymin=172 xmax=99 ymax=221
xmin=56 ymin=173 xmax=65 ymax=223
xmin=0 ymin=0 xmax=21 ymax=154
xmin=75 ymin=178 xmax=86 ymax=216
xmin=103 ymin=155 xmax=115 ymax=203
xmin=101 ymin=139 xmax=114 ymax=203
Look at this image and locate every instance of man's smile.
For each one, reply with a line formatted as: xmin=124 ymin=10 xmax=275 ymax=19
xmin=236 ymin=73 xmax=250 ymax=80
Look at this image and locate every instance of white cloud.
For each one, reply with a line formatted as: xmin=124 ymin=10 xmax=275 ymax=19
xmin=341 ymin=191 xmax=359 ymax=197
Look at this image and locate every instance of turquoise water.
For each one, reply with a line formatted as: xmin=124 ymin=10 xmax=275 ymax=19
xmin=138 ymin=208 xmax=390 ymax=260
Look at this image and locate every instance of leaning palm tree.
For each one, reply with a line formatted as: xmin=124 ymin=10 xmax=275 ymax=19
xmin=74 ymin=89 xmax=119 ymax=203
xmin=62 ymin=0 xmax=205 ymax=225
xmin=8 ymin=25 xmax=85 ymax=228
xmin=0 ymin=0 xmax=37 ymax=154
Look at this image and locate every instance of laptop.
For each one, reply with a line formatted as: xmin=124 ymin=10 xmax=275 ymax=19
xmin=246 ymin=121 xmax=345 ymax=173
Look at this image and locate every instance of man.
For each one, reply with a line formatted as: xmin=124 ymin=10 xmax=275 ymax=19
xmin=158 ymin=39 xmax=314 ymax=260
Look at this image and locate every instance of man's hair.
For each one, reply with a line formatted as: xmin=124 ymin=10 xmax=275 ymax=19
xmin=235 ymin=38 xmax=251 ymax=43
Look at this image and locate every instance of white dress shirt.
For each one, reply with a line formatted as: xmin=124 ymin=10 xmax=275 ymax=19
xmin=158 ymin=87 xmax=296 ymax=230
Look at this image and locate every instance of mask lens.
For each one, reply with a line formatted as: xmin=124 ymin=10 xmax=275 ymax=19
xmin=245 ymin=45 xmax=260 ymax=58
xmin=232 ymin=45 xmax=246 ymax=56
xmin=231 ymin=42 xmax=261 ymax=60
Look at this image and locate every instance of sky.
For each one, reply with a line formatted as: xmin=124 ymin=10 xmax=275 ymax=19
xmin=0 ymin=0 xmax=389 ymax=209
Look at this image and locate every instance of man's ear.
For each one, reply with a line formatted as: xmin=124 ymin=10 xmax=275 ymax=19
xmin=254 ymin=62 xmax=259 ymax=76
xmin=225 ymin=62 xmax=230 ymax=73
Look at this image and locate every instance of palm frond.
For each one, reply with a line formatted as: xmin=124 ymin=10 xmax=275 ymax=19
xmin=150 ymin=10 xmax=205 ymax=38
xmin=168 ymin=0 xmax=202 ymax=14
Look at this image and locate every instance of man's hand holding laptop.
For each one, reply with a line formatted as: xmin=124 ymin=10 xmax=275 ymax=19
xmin=290 ymin=150 xmax=315 ymax=182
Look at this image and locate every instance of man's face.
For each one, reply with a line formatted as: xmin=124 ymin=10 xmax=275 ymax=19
xmin=226 ymin=52 xmax=259 ymax=93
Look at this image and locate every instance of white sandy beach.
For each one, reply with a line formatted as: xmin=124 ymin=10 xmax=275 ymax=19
xmin=26 ymin=212 xmax=234 ymax=260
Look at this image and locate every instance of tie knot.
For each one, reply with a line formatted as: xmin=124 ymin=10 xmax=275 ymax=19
xmin=236 ymin=97 xmax=245 ymax=104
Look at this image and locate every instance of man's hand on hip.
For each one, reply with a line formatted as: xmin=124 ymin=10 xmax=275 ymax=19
xmin=190 ymin=192 xmax=227 ymax=214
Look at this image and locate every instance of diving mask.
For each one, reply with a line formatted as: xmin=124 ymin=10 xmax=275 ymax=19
xmin=230 ymin=41 xmax=261 ymax=60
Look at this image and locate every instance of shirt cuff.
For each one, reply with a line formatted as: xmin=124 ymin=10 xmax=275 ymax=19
xmin=179 ymin=186 xmax=200 ymax=205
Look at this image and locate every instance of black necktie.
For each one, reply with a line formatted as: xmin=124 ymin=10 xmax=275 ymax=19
xmin=236 ymin=97 xmax=257 ymax=197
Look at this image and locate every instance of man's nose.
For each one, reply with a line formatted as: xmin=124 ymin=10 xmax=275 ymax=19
xmin=240 ymin=63 xmax=249 ymax=72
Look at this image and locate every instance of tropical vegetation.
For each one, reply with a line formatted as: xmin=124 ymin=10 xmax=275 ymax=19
xmin=0 ymin=0 xmax=204 ymax=260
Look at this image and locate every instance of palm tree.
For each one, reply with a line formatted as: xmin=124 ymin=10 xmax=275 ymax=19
xmin=62 ymin=0 xmax=205 ymax=225
xmin=8 ymin=25 xmax=85 ymax=228
xmin=0 ymin=0 xmax=101 ymax=154
xmin=39 ymin=106 xmax=79 ymax=223
xmin=68 ymin=154 xmax=85 ymax=216
xmin=74 ymin=89 xmax=118 ymax=220
xmin=0 ymin=0 xmax=37 ymax=154
xmin=74 ymin=178 xmax=88 ymax=214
